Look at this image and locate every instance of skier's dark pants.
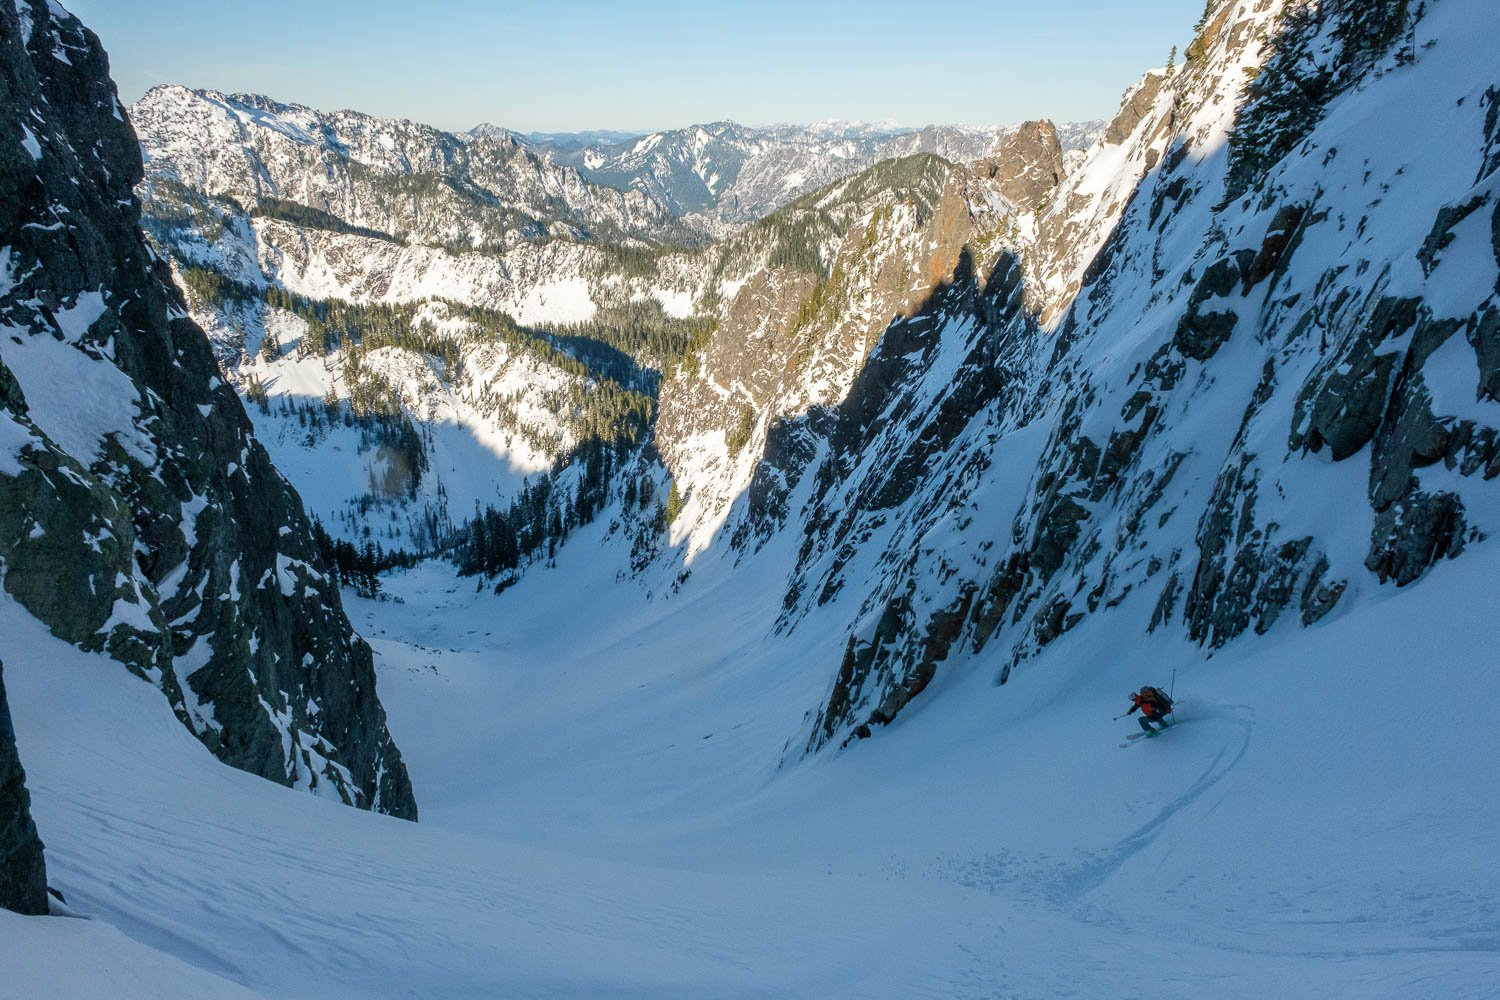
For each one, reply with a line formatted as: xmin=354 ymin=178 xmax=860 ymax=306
xmin=1138 ymin=714 xmax=1169 ymax=733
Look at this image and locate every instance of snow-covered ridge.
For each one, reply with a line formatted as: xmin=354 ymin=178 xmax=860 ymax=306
xmin=139 ymin=94 xmax=1078 ymax=560
xmin=137 ymin=82 xmax=1106 ymax=251
xmin=132 ymin=84 xmax=678 ymax=251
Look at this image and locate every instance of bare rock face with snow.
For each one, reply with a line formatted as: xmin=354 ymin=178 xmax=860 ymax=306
xmin=0 ymin=1 xmax=415 ymax=816
xmin=655 ymin=152 xmax=1037 ymax=552
xmin=973 ymin=120 xmax=1066 ymax=209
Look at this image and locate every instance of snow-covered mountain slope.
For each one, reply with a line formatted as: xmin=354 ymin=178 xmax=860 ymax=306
xmin=142 ymin=162 xmax=714 ymax=344
xmin=0 ymin=0 xmax=413 ymax=815
xmin=188 ymin=292 xmax=654 ymax=551
xmin=6 ymin=507 xmax=1498 ymax=997
xmin=647 ymin=0 xmax=1500 ymax=752
xmin=542 ymin=118 xmax=1104 ymax=226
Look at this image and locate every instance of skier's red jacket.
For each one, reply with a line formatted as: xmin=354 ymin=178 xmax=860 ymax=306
xmin=1129 ymin=691 xmax=1166 ymax=719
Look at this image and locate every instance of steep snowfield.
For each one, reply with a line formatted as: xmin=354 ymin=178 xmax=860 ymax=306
xmin=642 ymin=0 xmax=1500 ymax=755
xmin=7 ymin=518 xmax=1498 ymax=997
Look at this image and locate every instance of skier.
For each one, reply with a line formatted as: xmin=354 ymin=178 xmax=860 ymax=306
xmin=1125 ymin=686 xmax=1173 ymax=735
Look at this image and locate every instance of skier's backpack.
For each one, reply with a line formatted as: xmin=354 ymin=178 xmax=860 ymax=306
xmin=1141 ymin=685 xmax=1173 ymax=713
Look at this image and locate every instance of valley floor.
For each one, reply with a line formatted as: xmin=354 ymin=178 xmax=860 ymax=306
xmin=4 ymin=519 xmax=1498 ymax=998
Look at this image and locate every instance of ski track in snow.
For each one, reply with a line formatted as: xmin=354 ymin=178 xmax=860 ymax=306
xmin=5 ymin=511 xmax=1500 ymax=998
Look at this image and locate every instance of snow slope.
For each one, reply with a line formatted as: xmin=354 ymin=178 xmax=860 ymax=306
xmin=7 ymin=516 xmax=1498 ymax=997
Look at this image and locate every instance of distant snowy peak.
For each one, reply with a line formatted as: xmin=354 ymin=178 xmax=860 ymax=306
xmin=467 ymin=122 xmax=531 ymax=144
xmin=138 ymin=84 xmax=470 ymax=170
xmin=805 ymin=118 xmax=905 ymax=138
xmin=517 ymin=128 xmax=647 ymax=151
xmin=1052 ymin=118 xmax=1109 ymax=152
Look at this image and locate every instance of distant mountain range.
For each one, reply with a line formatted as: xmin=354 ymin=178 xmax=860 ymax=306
xmin=139 ymin=86 xmax=1105 ymax=249
xmin=499 ymin=118 xmax=1106 ymax=225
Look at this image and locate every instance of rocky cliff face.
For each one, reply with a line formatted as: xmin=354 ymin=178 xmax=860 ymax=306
xmin=974 ymin=120 xmax=1066 ymax=209
xmin=0 ymin=660 xmax=46 ymax=915
xmin=653 ymin=149 xmax=1054 ymax=555
xmin=648 ymin=0 xmax=1499 ymax=751
xmin=0 ymin=0 xmax=415 ymax=816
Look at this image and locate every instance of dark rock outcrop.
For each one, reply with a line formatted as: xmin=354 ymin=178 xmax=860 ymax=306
xmin=1104 ymin=74 xmax=1164 ymax=147
xmin=0 ymin=2 xmax=414 ymax=816
xmin=0 ymin=660 xmax=47 ymax=916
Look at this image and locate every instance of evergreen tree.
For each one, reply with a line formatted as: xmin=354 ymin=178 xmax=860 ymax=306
xmin=665 ymin=480 xmax=683 ymax=524
xmin=260 ymin=329 xmax=280 ymax=362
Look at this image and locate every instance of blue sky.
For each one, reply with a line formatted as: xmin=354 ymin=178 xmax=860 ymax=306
xmin=68 ymin=0 xmax=1205 ymax=133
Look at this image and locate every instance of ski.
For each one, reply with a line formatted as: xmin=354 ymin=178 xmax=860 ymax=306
xmin=1118 ymin=716 xmax=1182 ymax=748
